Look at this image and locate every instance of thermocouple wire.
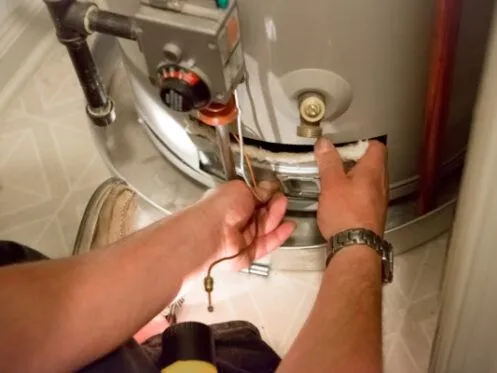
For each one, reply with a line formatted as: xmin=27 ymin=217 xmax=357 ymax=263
xmin=234 ymin=90 xmax=264 ymax=202
xmin=203 ymin=90 xmax=265 ymax=313
xmin=234 ymin=90 xmax=251 ymax=188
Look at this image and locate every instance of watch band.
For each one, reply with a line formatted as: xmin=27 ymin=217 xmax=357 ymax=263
xmin=326 ymin=228 xmax=394 ymax=284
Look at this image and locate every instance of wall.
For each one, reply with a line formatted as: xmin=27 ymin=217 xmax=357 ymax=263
xmin=430 ymin=5 xmax=497 ymax=372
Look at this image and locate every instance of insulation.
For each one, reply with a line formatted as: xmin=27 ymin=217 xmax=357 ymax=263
xmin=186 ymin=118 xmax=370 ymax=165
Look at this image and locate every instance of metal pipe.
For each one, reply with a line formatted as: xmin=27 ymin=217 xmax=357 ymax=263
xmin=63 ymin=2 xmax=139 ymax=41
xmin=65 ymin=38 xmax=109 ymax=110
xmin=87 ymin=9 xmax=139 ymax=41
xmin=240 ymin=264 xmax=270 ymax=277
xmin=248 ymin=263 xmax=271 ymax=272
xmin=418 ymin=0 xmax=463 ymax=213
xmin=44 ymin=0 xmax=116 ymax=127
xmin=63 ymin=36 xmax=116 ymax=127
xmin=44 ymin=0 xmax=77 ymax=38
xmin=216 ymin=126 xmax=237 ymax=180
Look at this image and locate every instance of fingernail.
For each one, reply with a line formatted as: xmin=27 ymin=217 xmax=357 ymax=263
xmin=258 ymin=180 xmax=280 ymax=193
xmin=284 ymin=219 xmax=298 ymax=229
xmin=255 ymin=180 xmax=281 ymax=202
xmin=315 ymin=137 xmax=333 ymax=154
xmin=255 ymin=187 xmax=271 ymax=202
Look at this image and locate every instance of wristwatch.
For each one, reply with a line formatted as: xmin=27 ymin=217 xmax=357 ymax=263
xmin=326 ymin=228 xmax=394 ymax=284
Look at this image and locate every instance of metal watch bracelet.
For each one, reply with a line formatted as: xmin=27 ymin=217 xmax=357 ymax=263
xmin=326 ymin=228 xmax=394 ymax=284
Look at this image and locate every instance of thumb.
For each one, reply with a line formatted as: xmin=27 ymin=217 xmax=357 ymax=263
xmin=314 ymin=138 xmax=346 ymax=189
xmin=253 ymin=180 xmax=281 ymax=205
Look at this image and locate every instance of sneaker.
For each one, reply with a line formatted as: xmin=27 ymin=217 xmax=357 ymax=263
xmin=73 ymin=177 xmax=138 ymax=255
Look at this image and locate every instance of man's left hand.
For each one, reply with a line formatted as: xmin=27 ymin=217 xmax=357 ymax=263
xmin=197 ymin=180 xmax=296 ymax=271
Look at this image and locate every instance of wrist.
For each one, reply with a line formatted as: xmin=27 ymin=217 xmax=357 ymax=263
xmin=320 ymin=223 xmax=385 ymax=240
xmin=332 ymin=244 xmax=381 ymax=263
xmin=325 ymin=228 xmax=393 ymax=284
xmin=325 ymin=245 xmax=382 ymax=282
xmin=185 ymin=202 xmax=223 ymax=261
xmin=162 ymin=203 xmax=222 ymax=278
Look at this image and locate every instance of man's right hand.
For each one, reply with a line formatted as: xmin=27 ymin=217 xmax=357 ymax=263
xmin=314 ymin=138 xmax=389 ymax=240
xmin=278 ymin=138 xmax=387 ymax=373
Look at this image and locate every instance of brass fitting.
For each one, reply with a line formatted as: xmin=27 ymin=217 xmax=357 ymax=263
xmin=204 ymin=276 xmax=215 ymax=312
xmin=297 ymin=93 xmax=326 ymax=138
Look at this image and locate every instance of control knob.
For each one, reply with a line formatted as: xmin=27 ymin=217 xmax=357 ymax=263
xmin=158 ymin=65 xmax=211 ymax=112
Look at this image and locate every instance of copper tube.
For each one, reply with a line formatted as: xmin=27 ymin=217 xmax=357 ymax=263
xmin=197 ymin=96 xmax=238 ymax=127
xmin=232 ymin=133 xmax=257 ymax=188
xmin=418 ymin=0 xmax=463 ymax=214
xmin=197 ymin=96 xmax=238 ymax=180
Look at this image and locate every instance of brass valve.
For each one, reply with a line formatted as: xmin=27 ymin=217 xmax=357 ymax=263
xmin=297 ymin=93 xmax=326 ymax=138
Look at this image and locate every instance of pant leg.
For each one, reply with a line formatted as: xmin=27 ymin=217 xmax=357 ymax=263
xmin=141 ymin=321 xmax=281 ymax=373
xmin=212 ymin=321 xmax=281 ymax=373
xmin=0 ymin=241 xmax=48 ymax=267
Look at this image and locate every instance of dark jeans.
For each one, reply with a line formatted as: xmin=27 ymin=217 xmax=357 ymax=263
xmin=0 ymin=241 xmax=281 ymax=373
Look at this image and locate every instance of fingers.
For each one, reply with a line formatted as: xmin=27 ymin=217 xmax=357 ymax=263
xmin=258 ymin=193 xmax=288 ymax=235
xmin=314 ymin=137 xmax=347 ymax=190
xmin=241 ymin=193 xmax=288 ymax=249
xmin=354 ymin=140 xmax=387 ymax=172
xmin=252 ymin=221 xmax=297 ymax=260
xmin=349 ymin=141 xmax=387 ymax=184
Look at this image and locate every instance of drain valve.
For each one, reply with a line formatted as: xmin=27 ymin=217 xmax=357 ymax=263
xmin=297 ymin=92 xmax=326 ymax=138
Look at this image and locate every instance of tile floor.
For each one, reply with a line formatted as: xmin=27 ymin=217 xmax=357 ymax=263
xmin=0 ymin=43 xmax=449 ymax=372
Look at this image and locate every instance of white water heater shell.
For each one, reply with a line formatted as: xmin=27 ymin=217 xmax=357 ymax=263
xmin=104 ymin=0 xmax=493 ymax=194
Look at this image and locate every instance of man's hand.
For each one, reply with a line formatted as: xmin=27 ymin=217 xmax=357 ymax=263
xmin=196 ymin=180 xmax=296 ymax=270
xmin=277 ymin=138 xmax=387 ymax=373
xmin=315 ymin=138 xmax=388 ymax=239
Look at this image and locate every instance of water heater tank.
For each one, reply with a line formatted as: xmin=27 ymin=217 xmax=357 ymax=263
xmin=94 ymin=0 xmax=492 ymax=265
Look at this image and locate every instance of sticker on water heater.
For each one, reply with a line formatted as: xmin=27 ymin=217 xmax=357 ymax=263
xmin=226 ymin=9 xmax=241 ymax=47
xmin=222 ymin=44 xmax=244 ymax=90
xmin=218 ymin=8 xmax=241 ymax=64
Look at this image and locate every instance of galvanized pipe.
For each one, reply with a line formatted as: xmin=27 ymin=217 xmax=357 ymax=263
xmin=87 ymin=9 xmax=139 ymax=41
xmin=44 ymin=0 xmax=116 ymax=127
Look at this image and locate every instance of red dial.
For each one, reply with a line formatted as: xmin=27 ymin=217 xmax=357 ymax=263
xmin=157 ymin=65 xmax=211 ymax=112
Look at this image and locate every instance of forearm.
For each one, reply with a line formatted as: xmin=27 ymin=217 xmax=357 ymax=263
xmin=278 ymin=246 xmax=382 ymax=373
xmin=0 ymin=203 xmax=219 ymax=373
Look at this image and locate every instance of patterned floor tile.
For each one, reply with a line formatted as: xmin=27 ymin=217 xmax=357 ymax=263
xmin=0 ymin=42 xmax=110 ymax=255
xmin=0 ymin=130 xmax=26 ymax=164
xmin=393 ymin=244 xmax=431 ymax=302
xmin=386 ymin=338 xmax=421 ymax=373
xmin=399 ymin=294 xmax=440 ymax=372
xmin=411 ymin=234 xmax=448 ymax=302
xmin=278 ymin=290 xmax=318 ymax=355
xmin=1 ymin=129 xmax=51 ymax=198
xmin=0 ymin=218 xmax=52 ymax=249
xmin=36 ymin=216 xmax=70 ymax=258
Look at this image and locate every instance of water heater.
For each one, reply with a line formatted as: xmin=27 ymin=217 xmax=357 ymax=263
xmin=43 ymin=0 xmax=494 ymax=270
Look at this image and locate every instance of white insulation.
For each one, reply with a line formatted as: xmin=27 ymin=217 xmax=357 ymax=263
xmin=232 ymin=140 xmax=370 ymax=165
xmin=185 ymin=119 xmax=370 ymax=165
